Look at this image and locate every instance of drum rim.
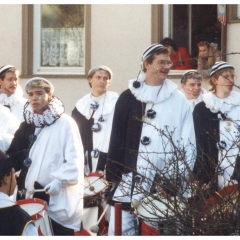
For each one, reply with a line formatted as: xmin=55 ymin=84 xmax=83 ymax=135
xmin=206 ymin=184 xmax=239 ymax=204
xmin=84 ymin=174 xmax=108 ymax=197
xmin=16 ymin=198 xmax=48 ymax=221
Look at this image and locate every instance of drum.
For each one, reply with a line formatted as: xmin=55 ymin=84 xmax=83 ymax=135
xmin=84 ymin=172 xmax=108 ymax=208
xmin=133 ymin=194 xmax=185 ymax=223
xmin=133 ymin=194 xmax=185 ymax=235
xmin=205 ymin=184 xmax=239 ymax=216
xmin=17 ymin=198 xmax=53 ymax=236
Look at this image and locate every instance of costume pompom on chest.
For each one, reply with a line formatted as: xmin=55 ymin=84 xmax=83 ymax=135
xmin=91 ymin=123 xmax=102 ymax=132
xmin=141 ymin=136 xmax=151 ymax=145
xmin=147 ymin=109 xmax=156 ymax=119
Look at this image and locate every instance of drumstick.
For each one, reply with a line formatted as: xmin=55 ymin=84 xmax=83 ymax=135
xmin=214 ymin=191 xmax=223 ymax=198
xmin=84 ymin=175 xmax=107 ymax=190
xmin=90 ymin=204 xmax=110 ymax=233
xmin=28 ymin=189 xmax=46 ymax=195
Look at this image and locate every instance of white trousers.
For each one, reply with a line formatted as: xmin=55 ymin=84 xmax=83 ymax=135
xmin=108 ymin=205 xmax=139 ymax=236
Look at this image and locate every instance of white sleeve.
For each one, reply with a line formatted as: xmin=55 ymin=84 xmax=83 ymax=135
xmin=23 ymin=223 xmax=38 ymax=236
xmin=0 ymin=107 xmax=20 ymax=153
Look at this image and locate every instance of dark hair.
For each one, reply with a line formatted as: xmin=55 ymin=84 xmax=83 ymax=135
xmin=160 ymin=37 xmax=178 ymax=51
xmin=142 ymin=47 xmax=170 ymax=72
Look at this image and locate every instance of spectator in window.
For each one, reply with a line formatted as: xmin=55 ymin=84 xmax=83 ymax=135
xmin=0 ymin=65 xmax=27 ymax=123
xmin=160 ymin=37 xmax=193 ymax=70
xmin=197 ymin=41 xmax=221 ymax=78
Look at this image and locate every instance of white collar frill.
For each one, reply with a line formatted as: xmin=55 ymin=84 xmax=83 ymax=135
xmin=129 ymin=78 xmax=178 ymax=104
xmin=0 ymin=85 xmax=24 ymax=107
xmin=203 ymin=91 xmax=240 ymax=113
xmin=76 ymin=91 xmax=119 ymax=120
xmin=24 ymin=96 xmax=65 ymax=128
xmin=181 ymin=88 xmax=207 ymax=109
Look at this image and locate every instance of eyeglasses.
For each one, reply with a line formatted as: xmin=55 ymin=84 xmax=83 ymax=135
xmin=159 ymin=60 xmax=173 ymax=67
xmin=220 ymin=74 xmax=237 ymax=82
xmin=181 ymin=71 xmax=203 ymax=83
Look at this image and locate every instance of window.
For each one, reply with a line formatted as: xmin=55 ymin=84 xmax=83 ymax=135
xmin=152 ymin=4 xmax=226 ymax=76
xmin=228 ymin=4 xmax=240 ymax=23
xmin=22 ymin=4 xmax=91 ymax=78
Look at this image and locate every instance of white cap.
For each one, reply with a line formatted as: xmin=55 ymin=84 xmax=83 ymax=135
xmin=25 ymin=77 xmax=54 ymax=93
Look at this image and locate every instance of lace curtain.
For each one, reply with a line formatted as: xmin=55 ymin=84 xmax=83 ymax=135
xmin=41 ymin=28 xmax=85 ymax=67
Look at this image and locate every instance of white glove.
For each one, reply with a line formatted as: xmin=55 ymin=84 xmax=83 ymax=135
xmin=44 ymin=179 xmax=62 ymax=196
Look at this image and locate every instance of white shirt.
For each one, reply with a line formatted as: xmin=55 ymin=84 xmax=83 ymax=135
xmin=0 ymin=105 xmax=20 ymax=153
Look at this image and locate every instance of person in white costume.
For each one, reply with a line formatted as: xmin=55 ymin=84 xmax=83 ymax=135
xmin=106 ymin=44 xmax=196 ymax=236
xmin=72 ymin=65 xmax=118 ymax=236
xmin=193 ymin=61 xmax=240 ymax=193
xmin=180 ymin=69 xmax=208 ymax=111
xmin=0 ymin=65 xmax=27 ymax=122
xmin=0 ymin=150 xmax=38 ymax=236
xmin=0 ymin=104 xmax=19 ymax=153
xmin=7 ymin=77 xmax=84 ymax=236
xmin=192 ymin=61 xmax=240 ymax=235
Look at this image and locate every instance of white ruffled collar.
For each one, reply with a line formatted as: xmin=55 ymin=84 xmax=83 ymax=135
xmin=76 ymin=91 xmax=118 ymax=120
xmin=23 ymin=96 xmax=65 ymax=127
xmin=0 ymin=85 xmax=24 ymax=107
xmin=181 ymin=88 xmax=206 ymax=108
xmin=203 ymin=91 xmax=240 ymax=113
xmin=129 ymin=78 xmax=178 ymax=104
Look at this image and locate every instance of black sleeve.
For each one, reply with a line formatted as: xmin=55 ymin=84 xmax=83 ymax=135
xmin=192 ymin=103 xmax=203 ymax=178
xmin=6 ymin=122 xmax=34 ymax=171
xmin=106 ymin=91 xmax=129 ymax=183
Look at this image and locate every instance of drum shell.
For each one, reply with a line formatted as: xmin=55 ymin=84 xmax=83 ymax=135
xmin=17 ymin=198 xmax=53 ymax=236
xmin=84 ymin=173 xmax=108 ymax=208
xmin=84 ymin=192 xmax=102 ymax=208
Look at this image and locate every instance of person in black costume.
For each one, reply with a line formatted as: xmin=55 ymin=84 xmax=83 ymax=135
xmin=0 ymin=150 xmax=37 ymax=236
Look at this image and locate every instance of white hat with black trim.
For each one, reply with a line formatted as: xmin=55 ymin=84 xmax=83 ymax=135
xmin=210 ymin=61 xmax=234 ymax=77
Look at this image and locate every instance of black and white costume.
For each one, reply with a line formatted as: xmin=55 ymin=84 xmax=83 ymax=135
xmin=72 ymin=90 xmax=118 ymax=235
xmin=72 ymin=91 xmax=119 ymax=173
xmin=0 ymin=104 xmax=19 ymax=153
xmin=193 ymin=91 xmax=240 ymax=190
xmin=7 ymin=96 xmax=84 ymax=232
xmin=106 ymin=77 xmax=196 ymax=235
xmin=0 ymin=85 xmax=27 ymax=122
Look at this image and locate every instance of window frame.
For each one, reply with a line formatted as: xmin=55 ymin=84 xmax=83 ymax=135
xmin=151 ymin=4 xmax=227 ymax=79
xmin=21 ymin=4 xmax=91 ymax=78
xmin=227 ymin=4 xmax=240 ymax=23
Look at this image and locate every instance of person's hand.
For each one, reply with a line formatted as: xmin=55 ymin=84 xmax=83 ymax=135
xmin=44 ymin=179 xmax=62 ymax=196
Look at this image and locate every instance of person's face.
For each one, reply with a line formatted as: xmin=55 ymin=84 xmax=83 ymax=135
xmin=145 ymin=54 xmax=172 ymax=82
xmin=198 ymin=45 xmax=209 ymax=58
xmin=0 ymin=72 xmax=19 ymax=97
xmin=88 ymin=70 xmax=111 ymax=97
xmin=182 ymin=78 xmax=202 ymax=100
xmin=27 ymin=87 xmax=52 ymax=114
xmin=164 ymin=45 xmax=174 ymax=55
xmin=212 ymin=70 xmax=235 ymax=95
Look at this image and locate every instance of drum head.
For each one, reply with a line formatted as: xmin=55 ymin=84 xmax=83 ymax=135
xmin=84 ymin=176 xmax=108 ymax=197
xmin=17 ymin=198 xmax=47 ymax=219
xmin=136 ymin=194 xmax=185 ymax=221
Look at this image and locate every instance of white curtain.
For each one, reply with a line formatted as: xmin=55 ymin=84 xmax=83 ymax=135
xmin=41 ymin=28 xmax=85 ymax=67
